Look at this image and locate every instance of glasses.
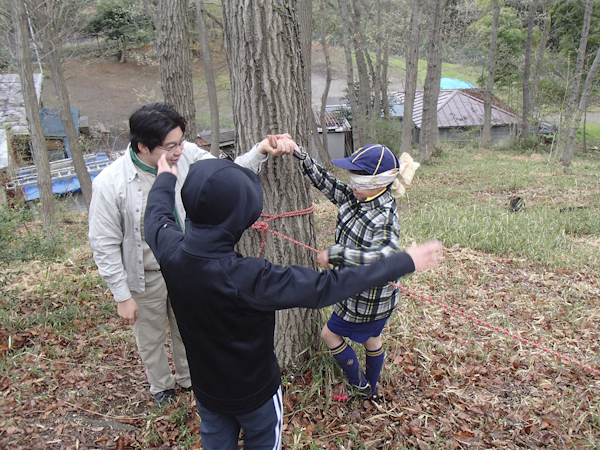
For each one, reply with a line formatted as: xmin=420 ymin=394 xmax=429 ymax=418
xmin=156 ymin=139 xmax=186 ymax=153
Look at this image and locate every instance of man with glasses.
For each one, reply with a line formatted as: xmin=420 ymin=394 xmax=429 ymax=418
xmin=88 ymin=103 xmax=294 ymax=407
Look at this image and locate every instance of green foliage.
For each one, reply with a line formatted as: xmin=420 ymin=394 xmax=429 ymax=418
xmin=550 ymin=0 xmax=600 ymax=62
xmin=470 ymin=5 xmax=527 ymax=91
xmin=362 ymin=117 xmax=403 ymax=152
xmin=84 ymin=0 xmax=154 ymax=45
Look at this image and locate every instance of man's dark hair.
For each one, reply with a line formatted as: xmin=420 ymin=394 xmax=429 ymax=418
xmin=129 ymin=103 xmax=187 ymax=153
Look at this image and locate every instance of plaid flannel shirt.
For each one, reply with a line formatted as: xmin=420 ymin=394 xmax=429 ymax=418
xmin=301 ymin=156 xmax=400 ymax=323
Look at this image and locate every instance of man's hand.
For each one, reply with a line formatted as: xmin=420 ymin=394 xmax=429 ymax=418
xmin=317 ymin=249 xmax=330 ymax=268
xmin=257 ymin=133 xmax=298 ymax=156
xmin=157 ymin=153 xmax=178 ymax=176
xmin=117 ymin=297 xmax=139 ymax=326
xmin=405 ymin=240 xmax=444 ymax=272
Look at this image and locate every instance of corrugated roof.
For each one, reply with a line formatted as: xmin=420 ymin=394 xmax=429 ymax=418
xmin=0 ymin=73 xmax=43 ymax=134
xmin=313 ymin=109 xmax=351 ymax=132
xmin=392 ymin=89 xmax=518 ymax=129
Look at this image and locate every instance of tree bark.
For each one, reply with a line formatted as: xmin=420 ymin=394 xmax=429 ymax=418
xmin=530 ymin=0 xmax=551 ymax=112
xmin=350 ymin=0 xmax=372 ymax=120
xmin=195 ymin=0 xmax=220 ymax=156
xmin=26 ymin=0 xmax=93 ymax=210
xmin=315 ymin=0 xmax=333 ymax=167
xmin=562 ymin=44 xmax=600 ymax=167
xmin=221 ymin=0 xmax=321 ymax=370
xmin=373 ymin=0 xmax=382 ymax=116
xmin=380 ymin=0 xmax=391 ymax=119
xmin=557 ymin=0 xmax=593 ymax=160
xmin=10 ymin=0 xmax=55 ymax=229
xmin=157 ymin=0 xmax=197 ymax=141
xmin=400 ymin=0 xmax=422 ymax=156
xmin=419 ymin=0 xmax=446 ymax=164
xmin=520 ymin=0 xmax=539 ymax=140
xmin=45 ymin=43 xmax=93 ymax=210
xmin=481 ymin=0 xmax=500 ymax=149
xmin=338 ymin=0 xmax=361 ymax=149
xmin=141 ymin=0 xmax=160 ymax=31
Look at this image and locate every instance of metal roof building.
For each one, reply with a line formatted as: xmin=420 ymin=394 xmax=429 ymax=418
xmin=392 ymin=89 xmax=519 ymax=144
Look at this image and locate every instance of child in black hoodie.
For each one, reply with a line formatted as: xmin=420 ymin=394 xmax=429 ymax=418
xmin=144 ymin=151 xmax=442 ymax=450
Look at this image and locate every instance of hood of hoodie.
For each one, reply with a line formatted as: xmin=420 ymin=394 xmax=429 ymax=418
xmin=181 ymin=158 xmax=263 ymax=246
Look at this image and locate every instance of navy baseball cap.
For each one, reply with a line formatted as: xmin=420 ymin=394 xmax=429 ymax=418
xmin=332 ymin=144 xmax=399 ymax=175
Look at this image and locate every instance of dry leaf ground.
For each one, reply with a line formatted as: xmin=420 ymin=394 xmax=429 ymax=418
xmin=0 ymin=147 xmax=599 ymax=449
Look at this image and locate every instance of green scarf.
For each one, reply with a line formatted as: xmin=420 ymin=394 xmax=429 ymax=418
xmin=130 ymin=147 xmax=183 ymax=230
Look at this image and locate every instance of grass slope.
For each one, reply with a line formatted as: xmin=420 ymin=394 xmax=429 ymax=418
xmin=0 ymin=145 xmax=599 ymax=449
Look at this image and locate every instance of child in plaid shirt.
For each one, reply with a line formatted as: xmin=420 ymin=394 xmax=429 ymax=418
xmin=297 ymin=143 xmax=419 ymax=399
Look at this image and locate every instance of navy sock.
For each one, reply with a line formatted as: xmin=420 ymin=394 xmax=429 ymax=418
xmin=365 ymin=346 xmax=385 ymax=394
xmin=329 ymin=340 xmax=366 ymax=387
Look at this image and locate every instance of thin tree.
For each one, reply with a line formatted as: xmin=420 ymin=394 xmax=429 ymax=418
xmin=313 ymin=0 xmax=333 ymax=167
xmin=419 ymin=0 xmax=446 ymax=164
xmin=221 ymin=0 xmax=321 ymax=369
xmin=520 ymin=0 xmax=540 ymax=140
xmin=350 ymin=0 xmax=373 ymax=119
xmin=339 ymin=0 xmax=361 ymax=149
xmin=562 ymin=44 xmax=600 ymax=167
xmin=28 ymin=0 xmax=93 ymax=210
xmin=530 ymin=0 xmax=552 ymax=111
xmin=400 ymin=0 xmax=422 ymax=156
xmin=380 ymin=0 xmax=392 ymax=118
xmin=481 ymin=0 xmax=500 ymax=148
xmin=557 ymin=0 xmax=594 ymax=160
xmin=195 ymin=0 xmax=220 ymax=156
xmin=157 ymin=0 xmax=197 ymax=141
xmin=9 ymin=0 xmax=55 ymax=228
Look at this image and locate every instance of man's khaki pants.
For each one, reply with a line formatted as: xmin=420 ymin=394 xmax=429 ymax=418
xmin=132 ymin=270 xmax=191 ymax=394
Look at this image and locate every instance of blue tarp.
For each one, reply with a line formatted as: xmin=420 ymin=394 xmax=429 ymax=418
xmin=22 ymin=152 xmax=110 ymax=200
xmin=440 ymin=78 xmax=476 ymax=89
xmin=40 ymin=108 xmax=79 ymax=138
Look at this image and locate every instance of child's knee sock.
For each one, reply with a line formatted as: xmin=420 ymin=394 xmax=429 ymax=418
xmin=329 ymin=340 xmax=366 ymax=387
xmin=365 ymin=346 xmax=385 ymax=393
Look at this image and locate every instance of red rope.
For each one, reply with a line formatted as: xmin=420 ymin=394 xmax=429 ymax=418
xmin=251 ymin=205 xmax=317 ymax=256
xmin=252 ymin=204 xmax=600 ymax=378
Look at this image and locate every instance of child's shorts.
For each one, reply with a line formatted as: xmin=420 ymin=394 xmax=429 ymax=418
xmin=326 ymin=313 xmax=388 ymax=344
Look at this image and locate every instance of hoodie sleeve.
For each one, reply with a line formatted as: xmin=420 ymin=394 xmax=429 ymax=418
xmin=232 ymin=251 xmax=415 ymax=312
xmin=144 ymin=172 xmax=184 ymax=263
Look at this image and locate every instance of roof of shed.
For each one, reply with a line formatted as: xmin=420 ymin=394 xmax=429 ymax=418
xmin=313 ymin=109 xmax=351 ymax=132
xmin=392 ymin=89 xmax=518 ymax=129
xmin=0 ymin=73 xmax=43 ymax=134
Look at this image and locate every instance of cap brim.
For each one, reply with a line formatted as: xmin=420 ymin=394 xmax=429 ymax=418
xmin=331 ymin=157 xmax=362 ymax=171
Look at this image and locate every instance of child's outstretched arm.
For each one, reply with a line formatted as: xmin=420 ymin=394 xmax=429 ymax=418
xmin=296 ymin=149 xmax=353 ymax=207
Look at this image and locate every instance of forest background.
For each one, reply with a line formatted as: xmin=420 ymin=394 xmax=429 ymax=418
xmin=0 ymin=0 xmax=599 ymax=449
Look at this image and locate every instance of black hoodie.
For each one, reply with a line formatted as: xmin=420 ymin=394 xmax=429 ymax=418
xmin=144 ymin=158 xmax=416 ymax=414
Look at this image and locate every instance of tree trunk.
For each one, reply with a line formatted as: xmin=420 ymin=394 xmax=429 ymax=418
xmin=350 ymin=0 xmax=372 ymax=120
xmin=338 ymin=0 xmax=361 ymax=149
xmin=45 ymin=43 xmax=93 ymax=210
xmin=400 ymin=0 xmax=422 ymax=156
xmin=221 ymin=0 xmax=321 ymax=370
xmin=195 ymin=0 xmax=220 ymax=156
xmin=157 ymin=0 xmax=197 ymax=141
xmin=520 ymin=0 xmax=539 ymax=140
xmin=481 ymin=0 xmax=499 ymax=149
xmin=119 ymin=38 xmax=126 ymax=63
xmin=373 ymin=0 xmax=382 ymax=116
xmin=419 ymin=0 xmax=445 ymax=164
xmin=557 ymin=0 xmax=593 ymax=160
xmin=530 ymin=0 xmax=551 ymax=115
xmin=315 ymin=0 xmax=333 ymax=168
xmin=380 ymin=0 xmax=391 ymax=119
xmin=141 ymin=0 xmax=160 ymax=31
xmin=562 ymin=44 xmax=600 ymax=167
xmin=10 ymin=0 xmax=55 ymax=229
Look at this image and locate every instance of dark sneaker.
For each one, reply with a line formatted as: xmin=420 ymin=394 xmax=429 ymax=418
xmin=180 ymin=385 xmax=193 ymax=393
xmin=154 ymin=389 xmax=175 ymax=408
xmin=352 ymin=382 xmax=372 ymax=399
